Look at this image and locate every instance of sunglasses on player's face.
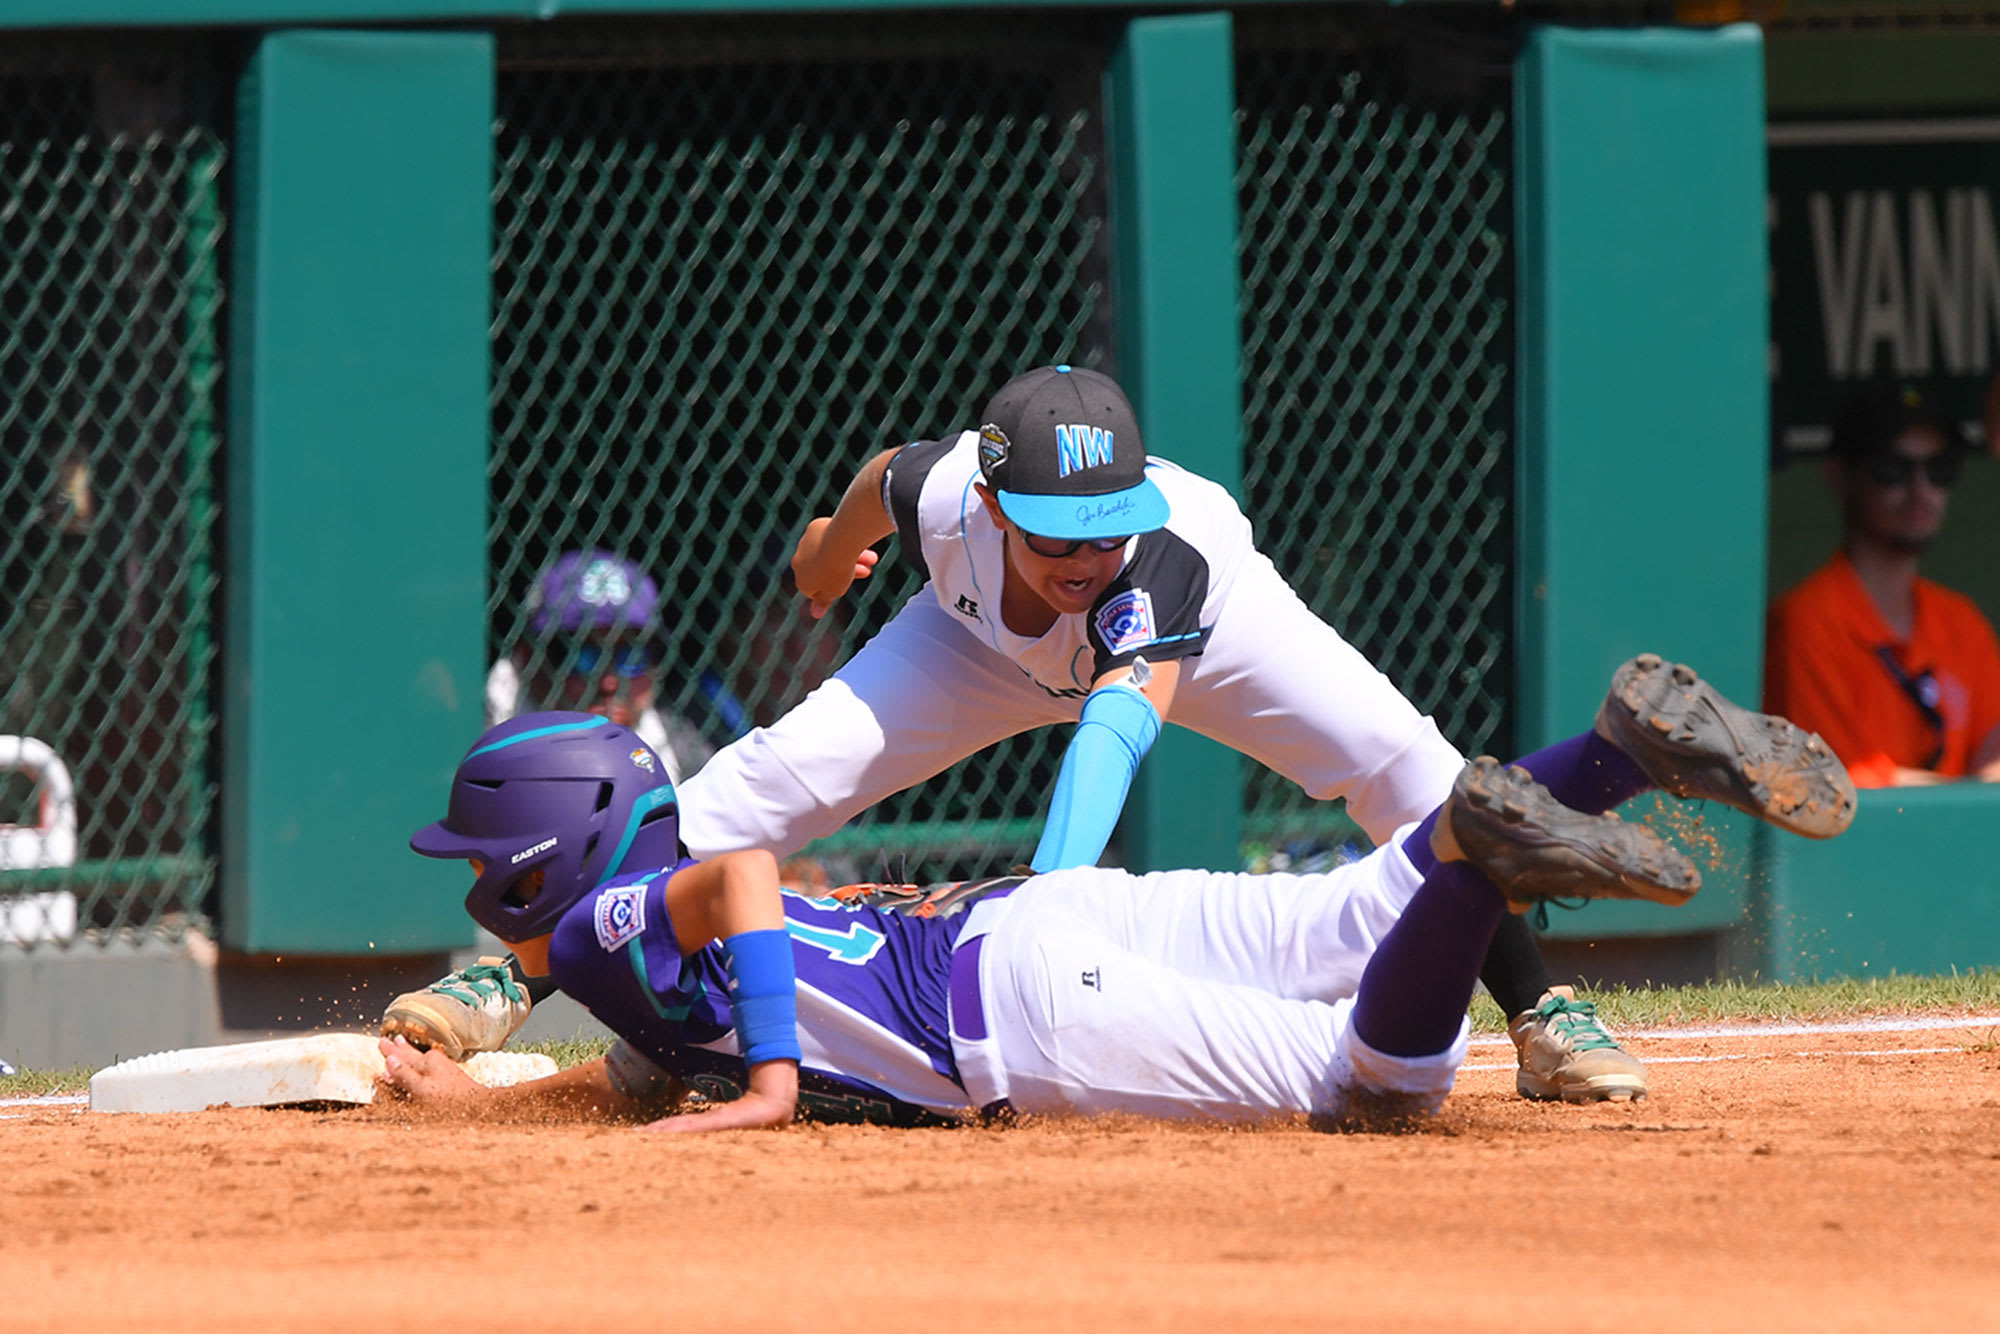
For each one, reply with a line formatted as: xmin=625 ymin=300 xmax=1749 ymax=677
xmin=1863 ymin=452 xmax=1962 ymax=490
xmin=560 ymin=640 xmax=655 ymax=679
xmin=1017 ymin=531 xmax=1134 ymax=559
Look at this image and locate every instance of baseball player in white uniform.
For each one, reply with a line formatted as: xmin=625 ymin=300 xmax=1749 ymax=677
xmin=384 ymin=367 xmax=1855 ymax=1102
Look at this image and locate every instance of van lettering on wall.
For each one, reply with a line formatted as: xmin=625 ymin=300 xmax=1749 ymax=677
xmin=1806 ymin=187 xmax=2000 ymax=380
xmin=1767 ymin=119 xmax=2000 ymax=455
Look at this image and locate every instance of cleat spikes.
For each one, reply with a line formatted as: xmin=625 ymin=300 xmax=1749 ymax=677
xmin=1595 ymin=655 xmax=1857 ymax=840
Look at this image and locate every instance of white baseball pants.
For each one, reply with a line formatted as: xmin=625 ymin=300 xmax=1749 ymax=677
xmin=950 ymin=849 xmax=1468 ymax=1121
xmin=677 ymin=555 xmax=1465 ymax=859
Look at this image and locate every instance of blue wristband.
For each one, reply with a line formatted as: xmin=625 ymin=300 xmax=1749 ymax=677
xmin=1030 ymin=682 xmax=1162 ymax=873
xmin=723 ymin=928 xmax=802 ymax=1067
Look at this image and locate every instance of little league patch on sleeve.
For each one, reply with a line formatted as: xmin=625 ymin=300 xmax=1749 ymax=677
xmin=1094 ymin=588 xmax=1158 ymax=655
xmin=594 ymin=887 xmax=647 ymax=952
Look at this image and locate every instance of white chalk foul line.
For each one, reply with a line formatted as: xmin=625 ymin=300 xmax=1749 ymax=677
xmin=1467 ymin=1012 xmax=2000 ymax=1049
xmin=1463 ymin=1045 xmax=1970 ymax=1073
xmin=0 ymin=1091 xmax=88 ymax=1117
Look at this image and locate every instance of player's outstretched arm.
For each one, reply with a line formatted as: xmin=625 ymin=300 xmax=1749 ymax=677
xmin=1030 ymin=658 xmax=1181 ymax=872
xmin=643 ymin=1058 xmax=798 ymax=1134
xmin=376 ymin=1035 xmax=686 ymax=1123
xmin=792 ymin=447 xmax=898 ymax=618
xmin=654 ymin=850 xmax=802 ymax=1132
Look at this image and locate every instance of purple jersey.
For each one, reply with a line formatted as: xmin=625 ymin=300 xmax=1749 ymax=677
xmin=546 ymin=858 xmax=972 ymax=1114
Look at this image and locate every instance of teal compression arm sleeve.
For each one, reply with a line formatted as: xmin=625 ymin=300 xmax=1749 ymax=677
xmin=1029 ymin=682 xmax=1163 ymax=873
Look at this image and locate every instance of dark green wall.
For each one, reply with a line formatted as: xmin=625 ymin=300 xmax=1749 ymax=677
xmin=1515 ymin=23 xmax=1769 ymax=938
xmin=1756 ymin=786 xmax=2000 ymax=981
xmin=223 ymin=30 xmax=491 ymax=953
xmin=1109 ymin=12 xmax=1247 ymax=875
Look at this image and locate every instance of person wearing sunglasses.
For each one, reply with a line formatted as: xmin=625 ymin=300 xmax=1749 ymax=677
xmin=1767 ymin=381 xmax=2000 ymax=788
xmin=485 ymin=550 xmax=718 ymax=785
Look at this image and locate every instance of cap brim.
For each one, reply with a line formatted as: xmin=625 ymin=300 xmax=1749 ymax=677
xmin=997 ymin=477 xmax=1170 ymax=541
xmin=410 ymin=820 xmax=480 ymax=859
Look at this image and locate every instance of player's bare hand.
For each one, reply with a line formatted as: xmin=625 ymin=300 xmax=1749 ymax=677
xmin=642 ymin=1058 xmax=797 ymax=1133
xmin=377 ymin=1035 xmax=483 ymax=1102
xmin=642 ymin=1089 xmax=796 ymax=1134
xmin=792 ymin=517 xmax=878 ymax=620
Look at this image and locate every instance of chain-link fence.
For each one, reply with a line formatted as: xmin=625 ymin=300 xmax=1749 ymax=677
xmin=0 ymin=39 xmax=227 ymax=949
xmin=489 ymin=13 xmax=1519 ymax=882
xmin=489 ymin=18 xmax=1114 ymax=882
xmin=1235 ymin=10 xmax=1516 ymax=867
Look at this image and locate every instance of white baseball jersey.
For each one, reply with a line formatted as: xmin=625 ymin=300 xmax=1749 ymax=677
xmin=886 ymin=431 xmax=1250 ymax=698
xmin=676 ymin=433 xmax=1464 ymax=861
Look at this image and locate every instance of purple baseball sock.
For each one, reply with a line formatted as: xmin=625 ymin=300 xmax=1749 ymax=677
xmin=1511 ymin=729 xmax=1652 ymax=815
xmin=1400 ymin=730 xmax=1651 ymax=885
xmin=1350 ymin=849 xmax=1507 ymax=1059
xmin=1353 ymin=728 xmax=1652 ymax=1058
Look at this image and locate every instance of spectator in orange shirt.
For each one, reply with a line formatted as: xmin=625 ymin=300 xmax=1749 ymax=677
xmin=1766 ymin=381 xmax=2000 ymax=788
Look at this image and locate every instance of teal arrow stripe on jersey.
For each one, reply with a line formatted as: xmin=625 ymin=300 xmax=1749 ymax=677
xmin=784 ymin=918 xmax=886 ymax=966
xmin=625 ymin=935 xmax=692 ymax=1022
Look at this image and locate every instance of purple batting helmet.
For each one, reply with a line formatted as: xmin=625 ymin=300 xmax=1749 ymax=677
xmin=526 ymin=550 xmax=661 ymax=639
xmin=410 ymin=712 xmax=681 ymax=941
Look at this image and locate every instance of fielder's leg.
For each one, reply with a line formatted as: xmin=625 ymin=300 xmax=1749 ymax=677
xmin=1470 ymin=730 xmax=1658 ymax=1102
xmin=1345 ymin=756 xmax=1698 ymax=1116
xmin=380 ymin=956 xmax=546 ymax=1061
xmin=676 ymin=592 xmax=1070 ymax=858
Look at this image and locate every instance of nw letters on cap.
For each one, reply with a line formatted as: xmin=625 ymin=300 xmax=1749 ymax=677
xmin=1055 ymin=424 xmax=1114 ymax=478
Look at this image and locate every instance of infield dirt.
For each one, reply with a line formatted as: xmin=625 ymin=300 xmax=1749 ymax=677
xmin=6 ymin=1018 xmax=1999 ymax=1332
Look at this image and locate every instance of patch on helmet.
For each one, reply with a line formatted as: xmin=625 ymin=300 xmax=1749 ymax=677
xmin=594 ymin=886 xmax=646 ymax=952
xmin=977 ymin=423 xmax=1010 ymax=477
xmin=630 ymin=747 xmax=656 ymax=773
xmin=1093 ymin=588 xmax=1157 ymax=655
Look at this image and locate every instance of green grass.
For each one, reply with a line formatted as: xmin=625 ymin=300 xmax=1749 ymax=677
xmin=0 ymin=1065 xmax=94 ymax=1099
xmin=9 ymin=973 xmax=2000 ymax=1096
xmin=1468 ymin=967 xmax=2000 ymax=1032
xmin=516 ymin=1036 xmax=614 ymax=1068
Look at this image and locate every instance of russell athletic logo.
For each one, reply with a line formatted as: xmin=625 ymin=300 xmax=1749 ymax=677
xmin=1054 ymin=423 xmax=1114 ymax=478
xmin=511 ymin=836 xmax=558 ymax=865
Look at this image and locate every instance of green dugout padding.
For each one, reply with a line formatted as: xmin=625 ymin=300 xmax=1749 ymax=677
xmin=1514 ymin=24 xmax=1768 ymax=937
xmin=1756 ymin=787 xmax=2000 ymax=982
xmin=1107 ymin=13 xmax=1246 ymax=875
xmin=224 ymin=31 xmax=491 ymax=953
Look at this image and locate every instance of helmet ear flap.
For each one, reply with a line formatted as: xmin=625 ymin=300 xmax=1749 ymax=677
xmin=463 ymin=840 xmax=570 ymax=938
xmin=618 ymin=794 xmax=683 ymax=874
xmin=497 ymin=867 xmax=547 ymax=910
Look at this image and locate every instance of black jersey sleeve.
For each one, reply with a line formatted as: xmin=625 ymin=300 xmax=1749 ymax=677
xmin=881 ymin=437 xmax=959 ymax=568
xmin=1086 ymin=529 xmax=1213 ymax=678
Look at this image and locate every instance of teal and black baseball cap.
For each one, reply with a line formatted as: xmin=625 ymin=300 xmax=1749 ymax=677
xmin=975 ymin=365 xmax=1171 ymax=541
